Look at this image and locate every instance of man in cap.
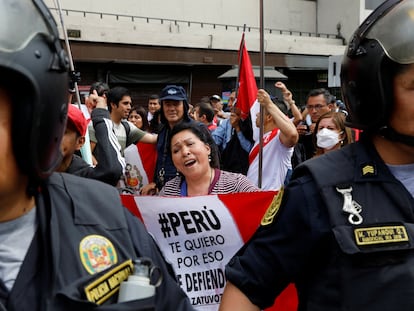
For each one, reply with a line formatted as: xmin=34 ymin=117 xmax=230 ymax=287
xmin=210 ymin=94 xmax=229 ymax=125
xmin=141 ymin=85 xmax=217 ymax=194
xmin=56 ymin=98 xmax=125 ymax=186
xmin=220 ymin=1 xmax=414 ymax=310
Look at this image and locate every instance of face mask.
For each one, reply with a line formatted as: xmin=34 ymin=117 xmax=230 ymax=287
xmin=316 ymin=128 xmax=340 ymax=149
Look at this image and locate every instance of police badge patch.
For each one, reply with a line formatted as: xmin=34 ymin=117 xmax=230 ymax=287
xmin=80 ymin=235 xmax=118 ymax=274
xmin=261 ymin=187 xmax=284 ymax=226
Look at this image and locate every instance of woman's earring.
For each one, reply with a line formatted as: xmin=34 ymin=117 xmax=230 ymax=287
xmin=208 ymin=154 xmax=212 ymax=162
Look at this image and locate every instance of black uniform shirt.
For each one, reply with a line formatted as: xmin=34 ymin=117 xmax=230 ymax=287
xmin=225 ymin=141 xmax=414 ymax=310
xmin=225 ymin=173 xmax=331 ymax=309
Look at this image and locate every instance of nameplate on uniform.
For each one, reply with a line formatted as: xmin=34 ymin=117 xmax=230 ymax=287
xmin=354 ymin=225 xmax=409 ymax=246
xmin=84 ymin=259 xmax=134 ymax=305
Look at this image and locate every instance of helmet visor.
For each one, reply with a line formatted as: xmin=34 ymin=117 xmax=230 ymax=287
xmin=366 ymin=0 xmax=414 ymax=64
xmin=0 ymin=0 xmax=50 ymax=52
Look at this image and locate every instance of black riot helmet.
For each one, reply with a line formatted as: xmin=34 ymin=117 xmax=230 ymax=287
xmin=341 ymin=0 xmax=414 ymax=132
xmin=0 ymin=0 xmax=69 ymax=180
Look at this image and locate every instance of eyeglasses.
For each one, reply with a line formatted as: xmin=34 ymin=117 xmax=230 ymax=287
xmin=306 ymin=104 xmax=327 ymax=111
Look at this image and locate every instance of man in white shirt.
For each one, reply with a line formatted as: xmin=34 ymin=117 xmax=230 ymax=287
xmin=147 ymin=94 xmax=161 ymax=122
xmin=247 ymin=89 xmax=298 ymax=190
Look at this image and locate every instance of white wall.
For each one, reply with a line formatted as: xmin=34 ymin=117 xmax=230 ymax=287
xmin=317 ymin=0 xmax=363 ymax=45
xmin=44 ymin=0 xmax=346 ymax=56
xmin=46 ymin=0 xmax=318 ymax=33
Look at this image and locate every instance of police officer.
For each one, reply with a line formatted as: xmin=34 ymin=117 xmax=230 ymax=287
xmin=220 ymin=1 xmax=414 ymax=310
xmin=0 ymin=1 xmax=193 ymax=310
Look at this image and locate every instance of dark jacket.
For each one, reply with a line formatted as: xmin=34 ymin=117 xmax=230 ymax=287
xmin=2 ymin=173 xmax=193 ymax=311
xmin=226 ymin=140 xmax=414 ymax=310
xmin=66 ymin=108 xmax=123 ymax=186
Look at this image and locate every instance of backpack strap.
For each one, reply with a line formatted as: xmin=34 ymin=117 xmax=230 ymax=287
xmin=121 ymin=120 xmax=131 ymax=147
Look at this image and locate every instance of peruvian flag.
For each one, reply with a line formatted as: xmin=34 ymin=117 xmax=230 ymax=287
xmin=121 ymin=142 xmax=157 ymax=194
xmin=121 ymin=192 xmax=298 ymax=311
xmin=236 ymin=33 xmax=260 ymax=141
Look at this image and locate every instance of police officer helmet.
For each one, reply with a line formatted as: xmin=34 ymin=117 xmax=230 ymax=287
xmin=341 ymin=0 xmax=413 ymax=131
xmin=0 ymin=0 xmax=69 ymax=179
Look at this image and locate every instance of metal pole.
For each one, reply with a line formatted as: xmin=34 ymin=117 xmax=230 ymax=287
xmin=234 ymin=25 xmax=247 ymax=98
xmin=54 ymin=0 xmax=93 ymax=166
xmin=55 ymin=0 xmax=82 ymax=108
xmin=258 ymin=0 xmax=265 ymax=188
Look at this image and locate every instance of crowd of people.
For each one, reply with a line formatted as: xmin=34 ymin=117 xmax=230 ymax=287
xmin=75 ymin=79 xmax=352 ymax=196
xmin=2 ymin=0 xmax=414 ymax=310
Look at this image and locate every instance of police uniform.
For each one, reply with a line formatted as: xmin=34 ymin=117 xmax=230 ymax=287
xmin=225 ymin=139 xmax=414 ymax=310
xmin=2 ymin=173 xmax=193 ymax=311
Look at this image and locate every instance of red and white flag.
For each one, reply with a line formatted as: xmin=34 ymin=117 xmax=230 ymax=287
xmin=121 ymin=192 xmax=298 ymax=311
xmin=236 ymin=33 xmax=260 ymax=141
xmin=121 ymin=142 xmax=157 ymax=194
xmin=236 ymin=33 xmax=258 ymax=120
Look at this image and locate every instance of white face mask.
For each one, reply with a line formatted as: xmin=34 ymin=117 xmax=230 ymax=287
xmin=316 ymin=128 xmax=341 ymax=149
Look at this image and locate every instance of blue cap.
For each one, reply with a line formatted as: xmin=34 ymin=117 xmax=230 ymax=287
xmin=159 ymin=85 xmax=187 ymax=101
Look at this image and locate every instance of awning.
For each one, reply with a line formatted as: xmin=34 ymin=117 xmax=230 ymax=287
xmin=218 ymin=66 xmax=288 ymax=80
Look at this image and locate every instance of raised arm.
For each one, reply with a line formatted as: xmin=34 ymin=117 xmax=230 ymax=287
xmin=257 ymin=89 xmax=299 ymax=148
xmin=275 ymin=81 xmax=303 ymax=126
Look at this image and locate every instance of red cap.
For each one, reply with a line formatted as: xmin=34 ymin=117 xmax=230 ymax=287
xmin=67 ymin=104 xmax=87 ymax=136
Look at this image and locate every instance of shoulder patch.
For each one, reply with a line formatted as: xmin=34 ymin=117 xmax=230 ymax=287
xmin=261 ymin=187 xmax=284 ymax=226
xmin=80 ymin=235 xmax=118 ymax=274
xmin=361 ymin=163 xmax=376 ymax=176
xmin=84 ymin=260 xmax=134 ymax=305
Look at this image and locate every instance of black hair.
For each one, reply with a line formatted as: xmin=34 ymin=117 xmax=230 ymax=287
xmin=89 ymin=82 xmax=109 ymax=97
xmin=149 ymin=109 xmax=162 ymax=134
xmin=149 ymin=94 xmax=159 ymax=101
xmin=306 ymin=88 xmax=332 ymax=106
xmin=159 ymin=85 xmax=191 ymax=125
xmin=169 ymin=122 xmax=220 ymax=169
xmin=129 ymin=105 xmax=150 ymax=131
xmin=107 ymin=86 xmax=130 ymax=112
xmin=196 ymin=101 xmax=215 ymax=123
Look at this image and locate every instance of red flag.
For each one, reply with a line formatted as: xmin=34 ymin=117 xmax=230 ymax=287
xmin=236 ymin=33 xmax=258 ymax=120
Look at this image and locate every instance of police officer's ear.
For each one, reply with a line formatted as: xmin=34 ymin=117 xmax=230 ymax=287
xmin=75 ymin=136 xmax=86 ymax=151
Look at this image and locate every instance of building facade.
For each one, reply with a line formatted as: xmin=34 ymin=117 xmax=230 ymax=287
xmin=45 ymin=0 xmax=382 ymax=107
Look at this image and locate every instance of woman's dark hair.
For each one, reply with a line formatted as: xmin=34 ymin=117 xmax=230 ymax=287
xmin=129 ymin=105 xmax=149 ymax=131
xmin=169 ymin=121 xmax=220 ymax=169
xmin=149 ymin=109 xmax=162 ymax=134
